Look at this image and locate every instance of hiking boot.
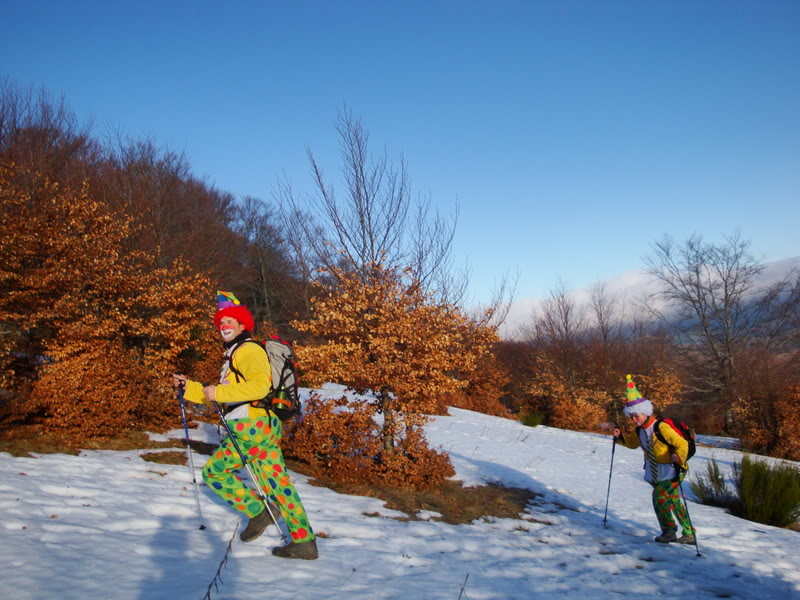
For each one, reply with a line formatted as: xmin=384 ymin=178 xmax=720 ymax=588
xmin=240 ymin=502 xmax=281 ymax=543
xmin=654 ymin=530 xmax=678 ymax=543
xmin=272 ymin=539 xmax=319 ymax=560
xmin=676 ymin=533 xmax=696 ymax=545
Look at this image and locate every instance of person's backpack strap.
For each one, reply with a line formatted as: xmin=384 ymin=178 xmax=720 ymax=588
xmin=652 ymin=418 xmax=673 ymax=450
xmin=226 ymin=357 xmax=245 ymax=383
xmin=654 ymin=418 xmax=691 ymax=479
xmin=229 ymin=339 xmax=270 ymax=376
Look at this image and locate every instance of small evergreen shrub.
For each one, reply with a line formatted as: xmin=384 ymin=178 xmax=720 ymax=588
xmin=690 ymin=458 xmax=736 ymax=509
xmin=733 ymin=454 xmax=800 ymax=528
xmin=521 ymin=412 xmax=545 ymax=428
xmin=692 ymin=455 xmax=800 ymax=528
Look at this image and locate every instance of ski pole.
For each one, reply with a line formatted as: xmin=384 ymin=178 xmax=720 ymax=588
xmin=675 ymin=466 xmax=701 ymax=557
xmin=209 ymin=400 xmax=287 ymax=542
xmin=178 ymin=385 xmax=206 ymax=530
xmin=602 ymin=437 xmax=616 ymax=528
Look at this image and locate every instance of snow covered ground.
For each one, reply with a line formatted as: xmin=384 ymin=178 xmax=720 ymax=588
xmin=2 ymin=387 xmax=799 ymax=599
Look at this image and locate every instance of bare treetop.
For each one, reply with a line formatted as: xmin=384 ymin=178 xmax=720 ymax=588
xmin=279 ymin=108 xmax=462 ymax=301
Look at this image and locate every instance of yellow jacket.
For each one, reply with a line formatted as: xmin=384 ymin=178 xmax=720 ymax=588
xmin=184 ymin=341 xmax=272 ymax=418
xmin=617 ymin=417 xmax=690 ymax=469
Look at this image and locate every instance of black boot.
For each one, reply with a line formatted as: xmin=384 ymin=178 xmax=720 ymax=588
xmin=240 ymin=502 xmax=281 ymax=543
xmin=272 ymin=539 xmax=318 ymax=560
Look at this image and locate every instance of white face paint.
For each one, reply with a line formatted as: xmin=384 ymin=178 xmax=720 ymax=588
xmin=219 ymin=317 xmax=244 ymax=342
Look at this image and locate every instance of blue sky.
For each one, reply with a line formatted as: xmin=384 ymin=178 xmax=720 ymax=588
xmin=3 ymin=1 xmax=798 ymax=306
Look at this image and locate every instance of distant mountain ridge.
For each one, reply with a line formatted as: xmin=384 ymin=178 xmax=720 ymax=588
xmin=500 ymin=255 xmax=800 ymax=339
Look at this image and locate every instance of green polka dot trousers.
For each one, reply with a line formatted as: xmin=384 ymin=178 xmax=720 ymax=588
xmin=202 ymin=416 xmax=314 ymax=543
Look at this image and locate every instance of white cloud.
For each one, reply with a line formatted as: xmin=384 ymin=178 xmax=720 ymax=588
xmin=499 ymin=256 xmax=800 ymax=339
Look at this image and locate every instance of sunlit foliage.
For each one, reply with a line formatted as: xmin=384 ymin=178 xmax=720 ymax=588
xmin=0 ymin=163 xmax=213 ymax=437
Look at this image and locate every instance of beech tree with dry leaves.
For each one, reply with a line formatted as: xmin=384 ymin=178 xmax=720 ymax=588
xmin=0 ymin=163 xmax=214 ymax=437
xmin=294 ymin=263 xmax=499 ymax=452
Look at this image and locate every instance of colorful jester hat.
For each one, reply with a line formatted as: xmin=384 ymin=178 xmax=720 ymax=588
xmin=623 ymin=374 xmax=653 ymax=417
xmin=213 ymin=290 xmax=255 ymax=332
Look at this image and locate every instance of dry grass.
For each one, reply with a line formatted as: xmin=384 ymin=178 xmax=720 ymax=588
xmin=286 ymin=457 xmax=536 ymax=524
xmin=141 ymin=450 xmax=186 ymax=465
xmin=141 ymin=440 xmax=217 ymax=465
xmin=0 ymin=425 xmax=185 ymax=457
xmin=0 ymin=422 xmax=223 ymax=456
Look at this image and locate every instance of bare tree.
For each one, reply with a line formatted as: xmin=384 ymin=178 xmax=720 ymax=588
xmin=589 ymin=282 xmax=623 ymax=347
xmin=0 ymin=79 xmax=100 ymax=192
xmin=528 ymin=280 xmax=587 ymax=388
xmin=103 ymin=136 xmax=191 ymax=261
xmin=275 ymin=174 xmax=335 ymax=317
xmin=100 ymin=133 xmax=246 ymax=284
xmin=233 ymin=196 xmax=302 ymax=328
xmin=276 ymin=108 xmax=466 ymax=303
xmin=644 ymin=232 xmax=800 ymax=406
xmin=587 ymin=282 xmax=625 ymax=400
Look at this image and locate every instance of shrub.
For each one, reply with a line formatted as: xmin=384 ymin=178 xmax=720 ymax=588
xmin=0 ymin=165 xmax=213 ymax=439
xmin=293 ymin=264 xmax=477 ymax=451
xmin=733 ymin=374 xmax=800 ymax=461
xmin=283 ymin=392 xmax=455 ymax=491
xmin=524 ymin=354 xmax=610 ymax=432
xmin=444 ymin=336 xmax=512 ymax=419
xmin=690 ymin=458 xmax=736 ymax=509
xmin=772 ymin=388 xmax=800 ymax=461
xmin=691 ymin=455 xmax=800 ymax=528
xmin=549 ymin=393 xmax=608 ymax=431
xmin=283 ymin=393 xmax=380 ymax=483
xmin=733 ymin=454 xmax=800 ymax=528
xmin=521 ymin=412 xmax=545 ymax=428
xmin=370 ymin=426 xmax=455 ymax=490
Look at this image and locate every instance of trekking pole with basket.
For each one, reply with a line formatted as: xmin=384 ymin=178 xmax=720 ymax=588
xmin=209 ymin=399 xmax=287 ymax=543
xmin=602 ymin=437 xmax=616 ymax=528
xmin=675 ymin=465 xmax=702 ymax=557
xmin=178 ymin=385 xmax=206 ymax=530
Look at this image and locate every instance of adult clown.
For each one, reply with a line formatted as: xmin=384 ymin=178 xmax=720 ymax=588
xmin=173 ymin=291 xmax=317 ymax=559
xmin=612 ymin=374 xmax=696 ymax=545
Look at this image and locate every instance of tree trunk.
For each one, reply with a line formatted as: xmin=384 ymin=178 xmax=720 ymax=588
xmin=379 ymin=389 xmax=396 ymax=452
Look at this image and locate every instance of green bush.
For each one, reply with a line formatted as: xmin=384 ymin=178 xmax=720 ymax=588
xmin=521 ymin=412 xmax=545 ymax=428
xmin=690 ymin=458 xmax=736 ymax=509
xmin=733 ymin=454 xmax=800 ymax=528
xmin=692 ymin=455 xmax=800 ymax=528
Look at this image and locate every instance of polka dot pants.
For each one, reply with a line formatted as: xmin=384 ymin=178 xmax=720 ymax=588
xmin=651 ymin=470 xmax=695 ymax=535
xmin=202 ymin=415 xmax=314 ymax=543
